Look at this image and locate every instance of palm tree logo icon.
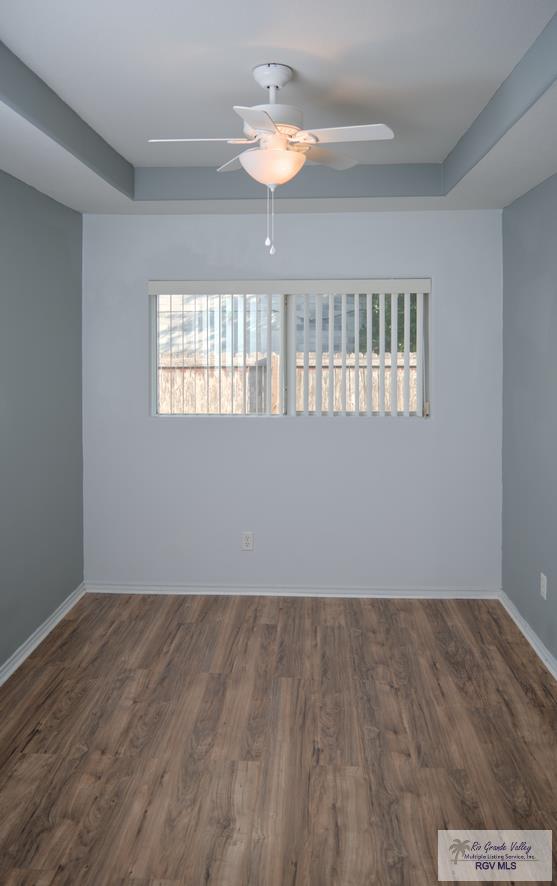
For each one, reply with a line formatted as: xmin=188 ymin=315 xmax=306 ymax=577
xmin=450 ymin=839 xmax=471 ymax=864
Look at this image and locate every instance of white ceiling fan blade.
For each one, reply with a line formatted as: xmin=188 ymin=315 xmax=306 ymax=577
xmin=295 ymin=123 xmax=394 ymax=145
xmin=305 ymin=146 xmax=357 ymax=170
xmin=227 ymin=137 xmax=259 ymax=145
xmin=233 ymin=106 xmax=277 ymax=134
xmin=216 ymin=154 xmax=244 ymax=173
xmin=148 ymin=137 xmax=255 ymax=144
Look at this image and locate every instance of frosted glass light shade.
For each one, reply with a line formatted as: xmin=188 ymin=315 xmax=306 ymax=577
xmin=239 ymin=147 xmax=305 ymax=186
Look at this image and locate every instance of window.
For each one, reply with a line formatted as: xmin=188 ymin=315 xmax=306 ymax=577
xmin=151 ymin=280 xmax=430 ymax=417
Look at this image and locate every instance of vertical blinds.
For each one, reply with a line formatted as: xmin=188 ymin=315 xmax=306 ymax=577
xmin=152 ymin=280 xmax=429 ymax=417
xmin=293 ymin=288 xmax=427 ymax=415
xmin=156 ymin=293 xmax=283 ymax=415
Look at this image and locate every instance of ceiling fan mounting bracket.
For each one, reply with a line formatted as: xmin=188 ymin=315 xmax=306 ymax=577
xmin=252 ymin=63 xmax=293 ymax=93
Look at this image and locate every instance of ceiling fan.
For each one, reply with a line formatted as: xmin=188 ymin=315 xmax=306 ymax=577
xmin=149 ymin=63 xmax=394 ymax=253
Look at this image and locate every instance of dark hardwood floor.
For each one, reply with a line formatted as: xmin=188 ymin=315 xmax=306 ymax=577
xmin=0 ymin=594 xmax=555 ymax=885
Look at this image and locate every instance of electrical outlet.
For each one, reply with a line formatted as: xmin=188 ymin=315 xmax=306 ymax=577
xmin=540 ymin=572 xmax=547 ymax=600
xmin=241 ymin=531 xmax=254 ymax=552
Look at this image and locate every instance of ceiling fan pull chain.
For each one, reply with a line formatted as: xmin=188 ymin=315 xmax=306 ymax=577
xmin=265 ymin=186 xmax=271 ymax=247
xmin=269 ymin=185 xmax=276 ymax=255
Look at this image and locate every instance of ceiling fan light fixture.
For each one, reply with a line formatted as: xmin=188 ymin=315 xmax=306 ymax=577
xmin=239 ymin=147 xmax=305 ymax=186
xmin=149 ymin=63 xmax=394 ymax=255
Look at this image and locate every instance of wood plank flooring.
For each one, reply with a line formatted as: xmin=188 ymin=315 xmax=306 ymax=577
xmin=0 ymin=594 xmax=556 ymax=885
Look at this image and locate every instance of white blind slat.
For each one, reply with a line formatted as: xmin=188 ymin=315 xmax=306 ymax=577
xmin=286 ymin=293 xmax=296 ymax=416
xmin=279 ymin=295 xmax=285 ymax=415
xmin=205 ymin=295 xmax=209 ymax=414
xmin=390 ymin=291 xmax=398 ymax=417
xmin=210 ymin=296 xmax=216 ymax=414
xmin=180 ymin=295 xmax=186 ymax=412
xmin=341 ymin=293 xmax=347 ymax=414
xmin=266 ymin=294 xmax=272 ymax=414
xmin=303 ymin=293 xmax=310 ymax=415
xmin=256 ymin=294 xmax=261 ymax=414
xmin=315 ymin=294 xmax=323 ymax=415
xmin=354 ymin=294 xmax=360 ymax=415
xmin=404 ymin=292 xmax=411 ymax=416
xmin=328 ymin=294 xmax=334 ymax=415
xmin=218 ymin=295 xmax=222 ymax=414
xmin=242 ymin=294 xmax=247 ymax=414
xmin=227 ymin=295 xmax=234 ymax=412
xmin=416 ymin=291 xmax=424 ymax=417
xmin=193 ymin=296 xmax=198 ymax=414
xmin=366 ymin=293 xmax=372 ymax=416
xmin=169 ymin=298 xmax=174 ymax=414
xmin=379 ymin=293 xmax=385 ymax=416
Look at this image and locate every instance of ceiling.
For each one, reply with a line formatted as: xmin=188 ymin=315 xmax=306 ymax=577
xmin=0 ymin=0 xmax=556 ymax=212
xmin=0 ymin=0 xmax=555 ymax=167
xmin=3 ymin=78 xmax=557 ymax=216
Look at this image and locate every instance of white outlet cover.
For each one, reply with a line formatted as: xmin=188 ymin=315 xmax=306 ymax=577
xmin=540 ymin=572 xmax=547 ymax=599
xmin=241 ymin=531 xmax=254 ymax=551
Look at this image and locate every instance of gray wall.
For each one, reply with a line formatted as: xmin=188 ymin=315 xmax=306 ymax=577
xmin=503 ymin=172 xmax=557 ymax=658
xmin=83 ymin=211 xmax=502 ymax=593
xmin=0 ymin=170 xmax=83 ymax=664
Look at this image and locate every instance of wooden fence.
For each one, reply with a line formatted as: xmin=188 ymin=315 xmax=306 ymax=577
xmin=158 ymin=353 xmax=418 ymax=415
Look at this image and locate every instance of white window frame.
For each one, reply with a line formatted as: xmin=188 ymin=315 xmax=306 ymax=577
xmin=149 ymin=279 xmax=431 ymax=418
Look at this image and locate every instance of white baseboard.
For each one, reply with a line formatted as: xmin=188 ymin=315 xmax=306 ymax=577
xmin=85 ymin=581 xmax=500 ymax=600
xmin=0 ymin=582 xmax=86 ymax=687
xmin=499 ymin=591 xmax=557 ymax=682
